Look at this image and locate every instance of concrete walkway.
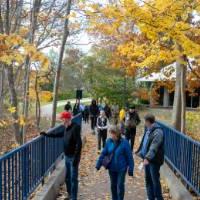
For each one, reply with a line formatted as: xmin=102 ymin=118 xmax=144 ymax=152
xmin=57 ymin=123 xmax=147 ymax=200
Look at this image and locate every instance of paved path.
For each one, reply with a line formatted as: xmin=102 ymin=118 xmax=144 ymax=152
xmin=41 ymin=98 xmax=91 ymax=118
xmin=57 ymin=123 xmax=147 ymax=200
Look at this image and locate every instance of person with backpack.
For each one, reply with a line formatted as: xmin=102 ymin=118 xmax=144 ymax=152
xmin=40 ymin=111 xmax=82 ymax=200
xmin=125 ymin=105 xmax=141 ymax=151
xmin=97 ymin=110 xmax=108 ymax=152
xmin=136 ymin=114 xmax=164 ymax=200
xmin=96 ymin=125 xmax=134 ymax=200
xmin=89 ymin=99 xmax=99 ymax=132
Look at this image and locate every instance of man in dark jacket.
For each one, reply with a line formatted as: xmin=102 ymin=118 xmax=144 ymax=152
xmin=104 ymin=104 xmax=112 ymax=119
xmin=89 ymin=99 xmax=99 ymax=132
xmin=136 ymin=114 xmax=164 ymax=200
xmin=125 ymin=106 xmax=141 ymax=151
xmin=73 ymin=99 xmax=81 ymax=116
xmin=41 ymin=111 xmax=82 ymax=200
xmin=64 ymin=101 xmax=72 ymax=112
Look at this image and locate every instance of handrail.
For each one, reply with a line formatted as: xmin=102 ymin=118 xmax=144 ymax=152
xmin=0 ymin=113 xmax=82 ymax=200
xmin=157 ymin=121 xmax=200 ymax=196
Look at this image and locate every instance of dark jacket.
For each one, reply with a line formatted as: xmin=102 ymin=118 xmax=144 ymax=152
xmin=96 ymin=138 xmax=134 ymax=173
xmin=84 ymin=105 xmax=90 ymax=115
xmin=136 ymin=123 xmax=164 ymax=166
xmin=125 ymin=111 xmax=141 ymax=128
xmin=45 ymin=122 xmax=82 ymax=165
xmin=89 ymin=104 xmax=99 ymax=117
xmin=104 ymin=105 xmax=112 ymax=119
xmin=73 ymin=103 xmax=81 ymax=115
xmin=64 ymin=103 xmax=72 ymax=111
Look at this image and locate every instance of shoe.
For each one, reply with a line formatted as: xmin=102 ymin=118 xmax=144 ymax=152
xmin=97 ymin=150 xmax=101 ymax=154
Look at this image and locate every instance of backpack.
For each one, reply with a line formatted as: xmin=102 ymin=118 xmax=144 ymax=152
xmin=125 ymin=113 xmax=137 ymax=128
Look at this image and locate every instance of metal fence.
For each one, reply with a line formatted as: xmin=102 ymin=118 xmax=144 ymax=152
xmin=157 ymin=121 xmax=200 ymax=196
xmin=0 ymin=113 xmax=82 ymax=200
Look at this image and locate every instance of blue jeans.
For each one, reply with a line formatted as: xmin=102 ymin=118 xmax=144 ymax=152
xmin=145 ymin=163 xmax=164 ymax=200
xmin=65 ymin=156 xmax=79 ymax=200
xmin=109 ymin=170 xmax=126 ymax=200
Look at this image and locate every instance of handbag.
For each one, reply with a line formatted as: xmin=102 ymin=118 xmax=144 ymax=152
xmin=102 ymin=141 xmax=121 ymax=169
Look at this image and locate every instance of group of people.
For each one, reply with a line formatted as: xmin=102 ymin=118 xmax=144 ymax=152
xmin=41 ymin=99 xmax=164 ymax=200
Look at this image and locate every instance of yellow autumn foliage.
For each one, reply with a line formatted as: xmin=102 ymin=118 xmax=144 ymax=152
xmin=86 ymin=0 xmax=200 ymax=79
xmin=0 ymin=33 xmax=49 ymax=68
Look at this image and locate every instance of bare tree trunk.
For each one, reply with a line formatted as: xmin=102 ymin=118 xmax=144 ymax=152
xmin=180 ymin=62 xmax=186 ymax=133
xmin=0 ymin=66 xmax=4 ymax=117
xmin=21 ymin=0 xmax=42 ymax=142
xmin=6 ymin=66 xmax=21 ymax=143
xmin=51 ymin=0 xmax=72 ymax=127
xmin=35 ymin=73 xmax=41 ymax=130
xmin=172 ymin=54 xmax=187 ymax=133
xmin=172 ymin=61 xmax=182 ymax=131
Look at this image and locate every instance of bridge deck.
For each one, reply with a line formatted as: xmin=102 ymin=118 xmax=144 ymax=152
xmin=57 ymin=123 xmax=147 ymax=200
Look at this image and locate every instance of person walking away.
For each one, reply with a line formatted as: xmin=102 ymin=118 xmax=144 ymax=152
xmin=40 ymin=111 xmax=82 ymax=200
xmin=119 ymin=108 xmax=126 ymax=136
xmin=96 ymin=125 xmax=134 ymax=200
xmin=83 ymin=105 xmax=90 ymax=123
xmin=73 ymin=99 xmax=81 ymax=115
xmin=79 ymin=103 xmax=85 ymax=120
xmin=104 ymin=104 xmax=112 ymax=119
xmin=136 ymin=114 xmax=164 ymax=200
xmin=89 ymin=99 xmax=99 ymax=133
xmin=65 ymin=101 xmax=72 ymax=112
xmin=125 ymin=105 xmax=141 ymax=151
xmin=111 ymin=105 xmax=119 ymax=125
xmin=97 ymin=110 xmax=108 ymax=153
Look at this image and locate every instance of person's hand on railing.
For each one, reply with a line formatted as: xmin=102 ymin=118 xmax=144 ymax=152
xmin=40 ymin=131 xmax=47 ymax=136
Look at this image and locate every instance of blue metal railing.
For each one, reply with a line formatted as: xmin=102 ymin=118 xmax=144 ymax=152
xmin=157 ymin=121 xmax=200 ymax=196
xmin=0 ymin=113 xmax=82 ymax=200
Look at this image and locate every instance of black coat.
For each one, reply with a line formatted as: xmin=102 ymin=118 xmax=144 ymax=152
xmin=45 ymin=122 xmax=82 ymax=165
xmin=89 ymin=104 xmax=99 ymax=117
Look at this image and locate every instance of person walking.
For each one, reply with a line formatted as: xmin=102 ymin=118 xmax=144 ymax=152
xmin=89 ymin=99 xmax=99 ymax=132
xmin=40 ymin=111 xmax=82 ymax=200
xmin=125 ymin=105 xmax=141 ymax=151
xmin=83 ymin=105 xmax=90 ymax=123
xmin=73 ymin=99 xmax=81 ymax=116
xmin=96 ymin=125 xmax=134 ymax=200
xmin=104 ymin=104 xmax=112 ymax=119
xmin=64 ymin=101 xmax=72 ymax=112
xmin=97 ymin=110 xmax=108 ymax=152
xmin=119 ymin=108 xmax=126 ymax=136
xmin=136 ymin=114 xmax=164 ymax=200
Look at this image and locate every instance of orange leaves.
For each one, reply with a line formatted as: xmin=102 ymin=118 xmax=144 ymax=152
xmin=135 ymin=88 xmax=150 ymax=101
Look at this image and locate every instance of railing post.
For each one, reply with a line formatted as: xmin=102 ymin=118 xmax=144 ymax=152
xmin=0 ymin=160 xmax=2 ymax=200
xmin=41 ymin=136 xmax=46 ymax=185
xmin=22 ymin=147 xmax=30 ymax=200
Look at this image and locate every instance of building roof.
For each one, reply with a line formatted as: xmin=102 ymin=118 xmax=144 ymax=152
xmin=137 ymin=59 xmax=194 ymax=82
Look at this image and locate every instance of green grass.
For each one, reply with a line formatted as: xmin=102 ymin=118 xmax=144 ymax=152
xmin=139 ymin=108 xmax=200 ymax=141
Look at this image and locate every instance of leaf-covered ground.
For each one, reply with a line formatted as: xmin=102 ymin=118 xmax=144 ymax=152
xmin=57 ymin=123 xmax=172 ymax=200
